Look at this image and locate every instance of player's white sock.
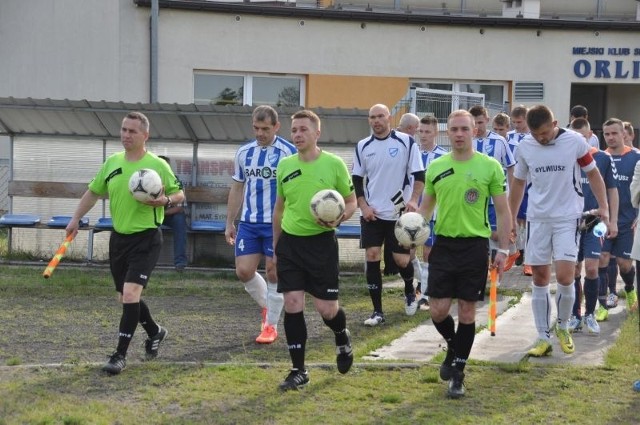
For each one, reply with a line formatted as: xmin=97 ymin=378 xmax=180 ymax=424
xmin=556 ymin=282 xmax=575 ymax=330
xmin=517 ymin=224 xmax=526 ymax=251
xmin=266 ymin=282 xmax=284 ymax=327
xmin=531 ymin=284 xmax=551 ymax=340
xmin=420 ymin=263 xmax=429 ymax=296
xmin=412 ymin=257 xmax=422 ymax=285
xmin=244 ymin=273 xmax=267 ymax=309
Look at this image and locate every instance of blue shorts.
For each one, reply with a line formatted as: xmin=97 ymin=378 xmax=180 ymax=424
xmin=235 ymin=222 xmax=274 ymax=257
xmin=577 ymin=229 xmax=603 ymax=261
xmin=602 ymin=224 xmax=634 ymax=259
xmin=424 ymin=220 xmax=437 ymax=247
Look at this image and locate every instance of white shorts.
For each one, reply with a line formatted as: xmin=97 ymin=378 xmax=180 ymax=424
xmin=525 ymin=219 xmax=581 ymax=265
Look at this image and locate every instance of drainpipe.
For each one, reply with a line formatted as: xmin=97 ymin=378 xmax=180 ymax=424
xmin=150 ymin=0 xmax=159 ymax=103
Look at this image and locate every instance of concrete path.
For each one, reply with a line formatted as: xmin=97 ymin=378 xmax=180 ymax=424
xmin=366 ymin=266 xmax=631 ymax=366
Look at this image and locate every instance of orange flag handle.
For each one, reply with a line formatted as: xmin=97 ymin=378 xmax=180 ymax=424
xmin=488 ymin=267 xmax=498 ymax=336
xmin=43 ymin=234 xmax=74 ymax=279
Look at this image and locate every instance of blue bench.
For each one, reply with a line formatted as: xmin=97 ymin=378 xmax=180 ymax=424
xmin=0 ymin=214 xmax=41 ymax=227
xmin=336 ymin=224 xmax=361 ymax=239
xmin=47 ymin=215 xmax=90 ymax=228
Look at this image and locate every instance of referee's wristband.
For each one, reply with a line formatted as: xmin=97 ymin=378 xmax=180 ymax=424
xmin=496 ymin=249 xmax=510 ymax=256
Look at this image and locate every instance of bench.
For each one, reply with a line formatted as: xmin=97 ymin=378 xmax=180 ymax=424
xmin=3 ymin=180 xmax=361 ymax=262
xmin=3 ymin=180 xmax=230 ymax=260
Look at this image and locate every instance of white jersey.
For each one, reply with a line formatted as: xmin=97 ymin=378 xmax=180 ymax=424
xmin=474 ymin=130 xmax=516 ymax=171
xmin=352 ymin=130 xmax=425 ymax=220
xmin=588 ymin=134 xmax=600 ymax=149
xmin=514 ymin=128 xmax=596 ymax=222
xmin=232 ymin=136 xmax=297 ymax=223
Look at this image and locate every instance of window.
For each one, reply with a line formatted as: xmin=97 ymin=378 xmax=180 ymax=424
xmin=411 ymin=80 xmax=508 ymax=115
xmin=194 ymin=73 xmax=305 ymax=107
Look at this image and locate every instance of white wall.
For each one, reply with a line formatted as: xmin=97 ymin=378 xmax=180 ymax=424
xmin=1 ymin=0 xmax=640 ymax=126
xmin=0 ymin=0 xmax=149 ymax=102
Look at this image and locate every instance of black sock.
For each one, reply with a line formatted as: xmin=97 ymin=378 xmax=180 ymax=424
xmin=322 ymin=308 xmax=348 ymax=346
xmin=366 ymin=261 xmax=383 ymax=314
xmin=608 ymin=258 xmax=619 ymax=294
xmin=116 ymin=302 xmax=140 ymax=356
xmin=284 ymin=311 xmax=307 ymax=371
xmin=620 ymin=267 xmax=636 ymax=293
xmin=433 ymin=315 xmax=456 ymax=362
xmin=398 ymin=262 xmax=415 ymax=296
xmin=583 ymin=277 xmax=599 ymax=316
xmin=453 ymin=322 xmax=476 ymax=372
xmin=572 ymin=276 xmax=582 ymax=318
xmin=139 ymin=299 xmax=159 ymax=337
xmin=598 ymin=266 xmax=609 ymax=307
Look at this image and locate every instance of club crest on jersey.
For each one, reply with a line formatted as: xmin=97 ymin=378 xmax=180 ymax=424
xmin=465 ymin=188 xmax=479 ymax=204
xmin=268 ymin=153 xmax=280 ymax=166
xmin=485 ymin=143 xmax=495 ymax=156
xmin=388 ymin=148 xmax=399 ymax=157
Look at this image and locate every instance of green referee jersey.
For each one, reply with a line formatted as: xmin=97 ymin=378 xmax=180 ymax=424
xmin=425 ymin=152 xmax=506 ymax=238
xmin=276 ymin=150 xmax=354 ymax=236
xmin=88 ymin=151 xmax=181 ymax=234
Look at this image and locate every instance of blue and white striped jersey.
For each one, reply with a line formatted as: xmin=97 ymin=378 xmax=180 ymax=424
xmin=506 ymin=130 xmax=528 ymax=156
xmin=420 ymin=144 xmax=448 ymax=169
xmin=474 ymin=130 xmax=516 ymax=170
xmin=232 ymin=136 xmax=296 ymax=223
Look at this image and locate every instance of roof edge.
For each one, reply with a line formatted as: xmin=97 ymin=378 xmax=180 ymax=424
xmin=133 ymin=0 xmax=640 ymax=31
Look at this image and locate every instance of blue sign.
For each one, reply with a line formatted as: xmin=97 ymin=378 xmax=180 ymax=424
xmin=572 ymin=47 xmax=640 ymax=79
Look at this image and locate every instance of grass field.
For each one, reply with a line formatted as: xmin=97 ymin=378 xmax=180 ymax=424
xmin=0 ymin=265 xmax=638 ymax=425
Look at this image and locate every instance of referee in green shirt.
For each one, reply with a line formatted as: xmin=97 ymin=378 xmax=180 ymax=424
xmin=67 ymin=112 xmax=184 ymax=375
xmin=418 ymin=109 xmax=511 ymax=399
xmin=273 ymin=110 xmax=357 ymax=391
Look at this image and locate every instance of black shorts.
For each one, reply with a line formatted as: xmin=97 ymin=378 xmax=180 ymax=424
xmin=360 ymin=217 xmax=410 ymax=254
xmin=109 ymin=227 xmax=162 ymax=292
xmin=276 ymin=230 xmax=340 ymax=300
xmin=427 ymin=236 xmax=489 ymax=302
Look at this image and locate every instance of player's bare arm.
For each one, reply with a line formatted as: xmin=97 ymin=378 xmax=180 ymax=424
xmin=225 ymin=180 xmax=245 ymax=245
xmin=271 ymin=195 xmax=285 ymax=264
xmin=417 ymin=193 xmax=436 ymax=222
xmin=605 ymin=186 xmax=619 ymax=239
xmin=66 ymin=189 xmax=100 ymax=238
xmin=406 ymin=180 xmax=424 ymax=212
xmin=508 ymin=177 xmax=526 ymax=238
xmin=492 ymin=193 xmax=512 ymax=271
xmin=585 ymin=167 xmax=610 ymax=227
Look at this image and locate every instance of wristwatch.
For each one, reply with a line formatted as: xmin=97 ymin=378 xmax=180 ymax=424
xmin=165 ymin=196 xmax=173 ymax=208
xmin=497 ymin=248 xmax=510 ymax=256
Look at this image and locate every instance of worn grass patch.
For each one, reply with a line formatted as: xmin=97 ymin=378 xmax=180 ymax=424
xmin=0 ymin=265 xmax=638 ymax=424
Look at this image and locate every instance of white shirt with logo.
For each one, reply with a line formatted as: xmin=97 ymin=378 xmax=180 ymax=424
xmin=514 ymin=128 xmax=596 ymax=222
xmin=352 ymin=130 xmax=424 ymax=220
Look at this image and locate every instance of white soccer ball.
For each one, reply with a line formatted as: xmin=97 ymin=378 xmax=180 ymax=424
xmin=394 ymin=212 xmax=431 ymax=248
xmin=310 ymin=189 xmax=346 ymax=223
xmin=128 ymin=168 xmax=163 ymax=202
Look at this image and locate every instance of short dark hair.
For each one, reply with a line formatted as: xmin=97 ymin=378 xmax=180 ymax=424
xmin=493 ymin=112 xmax=510 ymax=127
xmin=569 ymin=117 xmax=590 ymax=131
xmin=526 ymin=105 xmax=554 ymax=130
xmin=125 ymin=111 xmax=150 ymax=132
xmin=291 ymin=109 xmax=321 ymax=131
xmin=468 ymin=105 xmax=488 ymax=118
xmin=510 ymin=105 xmax=528 ymax=119
xmin=570 ymin=105 xmax=588 ymax=119
xmin=603 ymin=117 xmax=624 ymax=129
xmin=252 ymin=105 xmax=279 ymax=125
xmin=420 ymin=115 xmax=438 ymax=126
